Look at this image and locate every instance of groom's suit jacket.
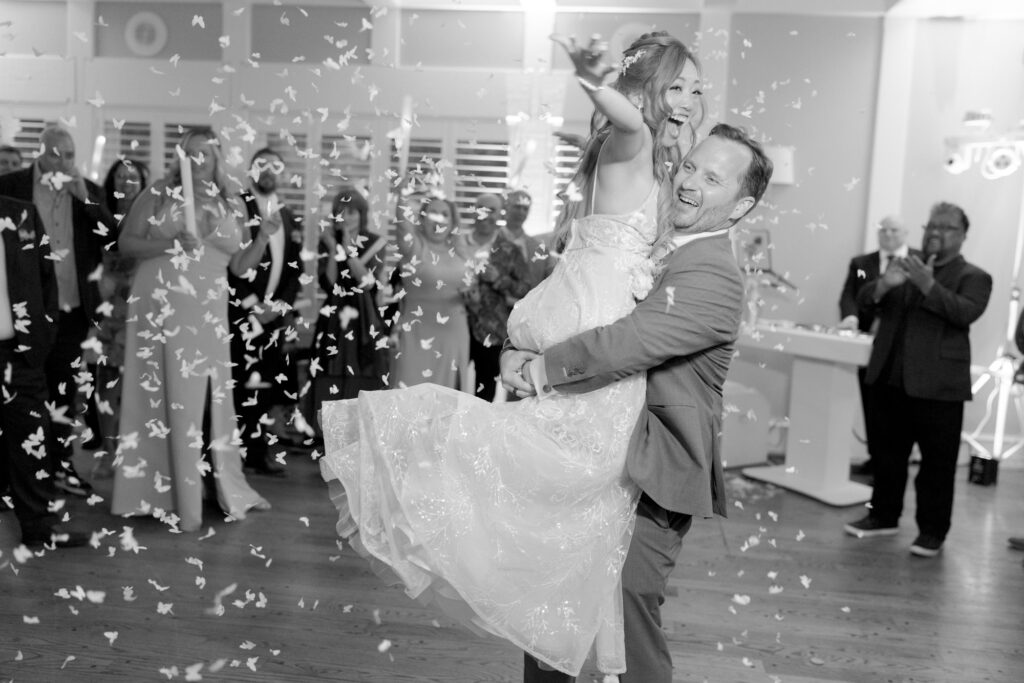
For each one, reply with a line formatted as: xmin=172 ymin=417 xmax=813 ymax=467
xmin=542 ymin=233 xmax=743 ymax=518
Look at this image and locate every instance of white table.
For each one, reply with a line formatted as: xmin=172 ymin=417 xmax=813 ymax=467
xmin=737 ymin=321 xmax=874 ymax=506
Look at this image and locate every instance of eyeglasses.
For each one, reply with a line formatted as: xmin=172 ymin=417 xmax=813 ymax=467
xmin=924 ymin=223 xmax=964 ymax=233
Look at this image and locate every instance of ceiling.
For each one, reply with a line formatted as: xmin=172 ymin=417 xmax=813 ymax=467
xmin=357 ymin=0 xmax=1024 ymax=19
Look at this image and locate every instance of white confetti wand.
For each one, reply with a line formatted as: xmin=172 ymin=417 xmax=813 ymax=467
xmin=176 ymin=144 xmax=198 ymax=235
xmin=509 ymin=138 xmax=536 ymax=189
xmin=396 ymin=95 xmax=414 ymax=180
xmin=90 ymin=133 xmax=106 ymax=182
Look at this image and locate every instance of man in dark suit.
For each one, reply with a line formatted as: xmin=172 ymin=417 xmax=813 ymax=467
xmin=838 ymin=216 xmax=912 ymax=474
xmin=0 ymin=196 xmax=89 ymax=547
xmin=838 ymin=215 xmax=909 ymax=333
xmin=844 ymin=202 xmax=991 ymax=558
xmin=228 ymin=148 xmax=305 ymax=476
xmin=0 ymin=126 xmax=116 ymax=496
xmin=502 ymin=124 xmax=773 ymax=683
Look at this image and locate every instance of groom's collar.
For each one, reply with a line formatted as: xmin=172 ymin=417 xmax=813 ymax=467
xmin=670 ymin=226 xmax=731 ymax=250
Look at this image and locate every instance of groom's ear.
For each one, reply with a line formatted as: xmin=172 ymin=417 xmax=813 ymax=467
xmin=728 ymin=196 xmax=755 ymax=222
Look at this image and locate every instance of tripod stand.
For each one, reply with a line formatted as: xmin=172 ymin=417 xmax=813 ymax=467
xmin=961 ymin=156 xmax=1024 ymax=468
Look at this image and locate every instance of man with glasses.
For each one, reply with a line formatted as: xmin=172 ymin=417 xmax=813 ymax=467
xmin=844 ymin=202 xmax=992 ymax=557
xmin=228 ymin=148 xmax=305 ymax=476
xmin=0 ymin=126 xmax=115 ymax=497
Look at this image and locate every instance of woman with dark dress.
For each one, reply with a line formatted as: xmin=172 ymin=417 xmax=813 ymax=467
xmin=83 ymin=158 xmax=149 ymax=475
xmin=311 ymin=187 xmax=390 ymax=426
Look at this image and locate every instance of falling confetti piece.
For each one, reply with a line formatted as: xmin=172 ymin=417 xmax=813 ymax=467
xmin=378 ymin=639 xmax=392 ymax=653
xmin=799 ymin=575 xmax=812 ymax=589
xmin=104 ymin=631 xmax=118 ymax=645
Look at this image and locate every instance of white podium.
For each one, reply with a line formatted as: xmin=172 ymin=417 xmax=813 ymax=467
xmin=738 ymin=321 xmax=874 ymax=506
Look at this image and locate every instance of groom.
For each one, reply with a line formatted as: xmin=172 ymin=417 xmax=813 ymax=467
xmin=501 ymin=123 xmax=773 ymax=682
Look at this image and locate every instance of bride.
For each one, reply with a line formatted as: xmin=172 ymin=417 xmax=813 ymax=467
xmin=319 ymin=32 xmax=704 ymax=677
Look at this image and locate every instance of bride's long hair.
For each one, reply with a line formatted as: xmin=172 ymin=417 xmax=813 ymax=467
xmin=553 ymin=32 xmax=704 ymax=251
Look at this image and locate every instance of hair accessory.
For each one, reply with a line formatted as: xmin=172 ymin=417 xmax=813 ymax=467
xmin=620 ymin=49 xmax=646 ymax=75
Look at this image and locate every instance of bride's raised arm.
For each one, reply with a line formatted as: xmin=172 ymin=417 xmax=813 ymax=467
xmin=551 ymin=34 xmax=649 ymax=167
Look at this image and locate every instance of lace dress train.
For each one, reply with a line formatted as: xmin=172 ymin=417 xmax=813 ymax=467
xmin=320 ymin=184 xmax=659 ymax=675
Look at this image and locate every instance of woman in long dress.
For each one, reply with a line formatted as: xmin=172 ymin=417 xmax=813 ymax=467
xmin=111 ymin=128 xmax=271 ymax=533
xmin=83 ymin=158 xmax=149 ymax=472
xmin=311 ymin=186 xmax=390 ymax=421
xmin=320 ymin=33 xmax=704 ymax=677
xmin=390 ymin=179 xmax=474 ymax=390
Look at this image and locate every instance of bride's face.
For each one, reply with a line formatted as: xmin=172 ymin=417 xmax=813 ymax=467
xmin=658 ymin=59 xmax=702 ymax=159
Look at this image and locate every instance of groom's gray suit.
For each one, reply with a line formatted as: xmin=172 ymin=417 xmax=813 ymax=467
xmin=525 ymin=231 xmax=743 ymax=682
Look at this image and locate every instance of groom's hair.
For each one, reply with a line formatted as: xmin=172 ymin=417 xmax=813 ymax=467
xmin=708 ymin=123 xmax=773 ymax=206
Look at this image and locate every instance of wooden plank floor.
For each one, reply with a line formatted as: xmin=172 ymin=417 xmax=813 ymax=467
xmin=2 ymin=447 xmax=1022 ymax=683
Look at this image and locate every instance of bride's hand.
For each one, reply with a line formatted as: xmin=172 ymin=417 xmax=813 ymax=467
xmin=551 ymin=33 xmax=616 ymax=89
xmin=500 ymin=348 xmax=539 ymax=397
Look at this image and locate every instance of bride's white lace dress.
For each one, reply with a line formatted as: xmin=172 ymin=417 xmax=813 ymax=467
xmin=319 ymin=182 xmax=659 ymax=676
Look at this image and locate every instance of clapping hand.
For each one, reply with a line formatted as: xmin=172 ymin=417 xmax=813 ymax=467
xmin=873 ymin=257 xmax=908 ymax=300
xmin=550 ymin=33 xmax=616 ymax=89
xmin=881 ymin=258 xmax=909 ymax=288
xmin=901 ymin=254 xmax=936 ymax=294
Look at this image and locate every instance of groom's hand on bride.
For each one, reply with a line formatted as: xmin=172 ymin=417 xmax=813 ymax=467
xmin=500 ymin=349 xmax=539 ymax=397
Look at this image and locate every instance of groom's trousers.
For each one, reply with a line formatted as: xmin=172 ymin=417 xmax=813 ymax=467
xmin=523 ymin=493 xmax=693 ymax=683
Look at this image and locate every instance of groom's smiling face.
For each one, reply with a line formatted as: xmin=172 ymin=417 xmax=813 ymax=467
xmin=670 ymin=136 xmax=754 ymax=234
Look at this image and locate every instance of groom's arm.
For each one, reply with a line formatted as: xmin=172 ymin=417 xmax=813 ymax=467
xmin=539 ymin=248 xmax=743 ymax=395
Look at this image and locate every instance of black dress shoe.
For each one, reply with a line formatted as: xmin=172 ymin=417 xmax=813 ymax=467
xmin=1008 ymin=537 xmax=1024 ymax=551
xmin=54 ymin=470 xmax=92 ymax=497
xmin=21 ymin=525 xmax=91 ymax=548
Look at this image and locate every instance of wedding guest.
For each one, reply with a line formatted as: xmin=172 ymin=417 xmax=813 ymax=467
xmin=0 ymin=195 xmax=89 ymax=547
xmin=111 ymin=128 xmax=270 ymax=532
xmin=845 ymin=202 xmax=992 ymax=558
xmin=81 ymin=158 xmax=149 ymax=471
xmin=391 ymin=172 xmax=473 ymax=390
xmin=503 ymin=189 xmax=556 ymax=288
xmin=228 ymin=148 xmax=305 ymax=476
xmin=311 ymin=186 xmax=389 ymax=420
xmin=0 ymin=145 xmax=23 ymax=175
xmin=462 ymin=193 xmax=532 ymax=400
xmin=0 ymin=125 xmax=116 ymax=497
